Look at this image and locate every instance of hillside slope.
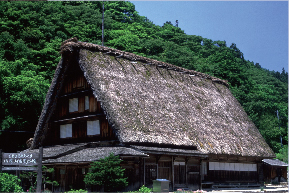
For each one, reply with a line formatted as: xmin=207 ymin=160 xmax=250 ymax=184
xmin=0 ymin=1 xmax=287 ymax=161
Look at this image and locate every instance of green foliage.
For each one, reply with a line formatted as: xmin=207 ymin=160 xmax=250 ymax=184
xmin=137 ymin=185 xmax=152 ymax=193
xmin=84 ymin=153 xmax=128 ymax=192
xmin=20 ymin=165 xmax=59 ymax=192
xmin=0 ymin=172 xmax=23 ymax=192
xmin=0 ymin=1 xmax=287 ymax=155
xmin=276 ymin=145 xmax=288 ymax=163
xmin=66 ymin=189 xmax=87 ymax=193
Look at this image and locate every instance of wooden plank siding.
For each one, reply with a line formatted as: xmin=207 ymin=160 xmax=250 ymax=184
xmin=48 ymin=158 xmax=143 ymax=192
xmin=205 ymin=170 xmax=258 ymax=182
xmin=143 ymin=155 xmax=201 ymax=190
xmin=44 ymin=69 xmax=116 ymax=146
xmin=62 ymin=74 xmax=90 ymax=95
xmin=55 ymin=94 xmax=100 ymax=120
xmin=263 ymin=164 xmax=287 ymax=183
xmin=45 ymin=117 xmax=115 ymax=146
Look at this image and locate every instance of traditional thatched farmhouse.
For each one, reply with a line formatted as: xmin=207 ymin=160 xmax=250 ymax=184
xmin=25 ymin=38 xmax=275 ymax=191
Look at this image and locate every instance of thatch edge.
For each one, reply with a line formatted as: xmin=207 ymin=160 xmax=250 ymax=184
xmin=31 ymin=49 xmax=76 ymax=149
xmin=60 ymin=38 xmax=229 ymax=88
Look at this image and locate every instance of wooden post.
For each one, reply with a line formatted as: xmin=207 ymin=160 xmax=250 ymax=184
xmin=156 ymin=156 xmax=160 ymax=179
xmin=185 ymin=157 xmax=188 ymax=187
xmin=143 ymin=158 xmax=145 ymax=186
xmin=0 ymin=149 xmax=2 ymax=173
xmin=200 ymin=159 xmax=202 ymax=190
xmin=36 ymin=147 xmax=43 ymax=192
xmin=172 ymin=156 xmax=174 ymax=191
xmin=16 ymin=151 xmax=20 ymax=178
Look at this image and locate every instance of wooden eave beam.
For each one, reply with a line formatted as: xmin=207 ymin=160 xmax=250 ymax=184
xmin=137 ymin=150 xmax=207 ymax=157
xmin=59 ymin=89 xmax=91 ymax=98
xmin=53 ymin=114 xmax=104 ymax=123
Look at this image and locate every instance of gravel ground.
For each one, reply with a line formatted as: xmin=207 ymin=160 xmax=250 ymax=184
xmin=205 ymin=185 xmax=288 ymax=193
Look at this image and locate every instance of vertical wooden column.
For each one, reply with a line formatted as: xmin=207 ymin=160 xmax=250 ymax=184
xmin=16 ymin=151 xmax=20 ymax=178
xmin=185 ymin=157 xmax=188 ymax=187
xmin=156 ymin=155 xmax=160 ymax=179
xmin=172 ymin=156 xmax=174 ymax=191
xmin=143 ymin=158 xmax=146 ymax=186
xmin=199 ymin=159 xmax=202 ymax=190
xmin=36 ymin=147 xmax=43 ymax=192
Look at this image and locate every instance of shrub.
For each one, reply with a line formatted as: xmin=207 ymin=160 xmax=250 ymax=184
xmin=84 ymin=153 xmax=128 ymax=192
xmin=66 ymin=189 xmax=87 ymax=193
xmin=138 ymin=185 xmax=152 ymax=192
xmin=129 ymin=185 xmax=152 ymax=193
xmin=0 ymin=172 xmax=23 ymax=192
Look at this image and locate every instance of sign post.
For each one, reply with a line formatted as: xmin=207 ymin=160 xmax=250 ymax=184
xmin=2 ymin=153 xmax=38 ymax=167
xmin=1 ymin=147 xmax=43 ymax=192
xmin=36 ymin=147 xmax=43 ymax=193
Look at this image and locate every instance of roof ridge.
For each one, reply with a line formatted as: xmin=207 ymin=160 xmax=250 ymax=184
xmin=60 ymin=38 xmax=229 ymax=87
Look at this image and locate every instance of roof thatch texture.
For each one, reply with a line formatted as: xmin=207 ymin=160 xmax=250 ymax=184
xmin=131 ymin=145 xmax=206 ymax=157
xmin=22 ymin=144 xmax=148 ymax=164
xmin=263 ymin=159 xmax=288 ymax=167
xmin=42 ymin=146 xmax=148 ymax=164
xmin=23 ymin=144 xmax=86 ymax=159
xmin=32 ymin=38 xmax=275 ymax=158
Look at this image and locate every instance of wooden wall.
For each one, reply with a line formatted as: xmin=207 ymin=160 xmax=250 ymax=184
xmin=203 ymin=155 xmax=262 ymax=183
xmin=49 ymin=158 xmax=143 ymax=192
xmin=121 ymin=157 xmax=142 ymax=191
xmin=263 ymin=164 xmax=288 ymax=183
xmin=143 ymin=154 xmax=200 ymax=190
xmin=206 ymin=170 xmax=258 ymax=182
xmin=44 ymin=65 xmax=116 ymax=146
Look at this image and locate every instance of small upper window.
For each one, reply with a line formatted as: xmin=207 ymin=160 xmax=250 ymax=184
xmin=69 ymin=98 xmax=78 ymax=112
xmin=87 ymin=120 xmax=100 ymax=135
xmin=85 ymin=96 xmax=89 ymax=110
xmin=60 ymin=124 xmax=72 ymax=138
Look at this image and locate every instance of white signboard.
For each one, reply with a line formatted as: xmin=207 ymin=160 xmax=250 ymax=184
xmin=2 ymin=153 xmax=38 ymax=166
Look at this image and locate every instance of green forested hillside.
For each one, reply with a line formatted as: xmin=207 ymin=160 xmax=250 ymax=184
xmin=0 ymin=1 xmax=287 ymax=161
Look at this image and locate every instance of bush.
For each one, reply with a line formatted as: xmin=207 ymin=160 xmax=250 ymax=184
xmin=138 ymin=185 xmax=152 ymax=192
xmin=84 ymin=153 xmax=128 ymax=192
xmin=0 ymin=172 xmax=23 ymax=192
xmin=66 ymin=189 xmax=87 ymax=193
xmin=129 ymin=185 xmax=152 ymax=193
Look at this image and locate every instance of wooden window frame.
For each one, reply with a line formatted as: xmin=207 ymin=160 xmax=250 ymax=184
xmin=60 ymin=124 xmax=72 ymax=138
xmin=85 ymin=96 xmax=89 ymax=111
xmin=87 ymin=120 xmax=100 ymax=136
xmin=69 ymin=98 xmax=78 ymax=113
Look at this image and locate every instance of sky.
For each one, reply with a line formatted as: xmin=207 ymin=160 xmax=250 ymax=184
xmin=131 ymin=1 xmax=288 ymax=73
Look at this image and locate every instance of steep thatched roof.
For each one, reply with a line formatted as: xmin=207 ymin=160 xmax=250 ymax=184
xmin=31 ymin=38 xmax=275 ymax=158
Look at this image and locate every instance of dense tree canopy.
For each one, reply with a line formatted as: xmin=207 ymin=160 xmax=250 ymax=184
xmin=0 ymin=1 xmax=287 ymax=161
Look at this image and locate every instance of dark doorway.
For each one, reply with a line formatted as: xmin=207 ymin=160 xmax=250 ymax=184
xmin=174 ymin=162 xmax=186 ymax=185
xmin=145 ymin=164 xmax=157 ymax=186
